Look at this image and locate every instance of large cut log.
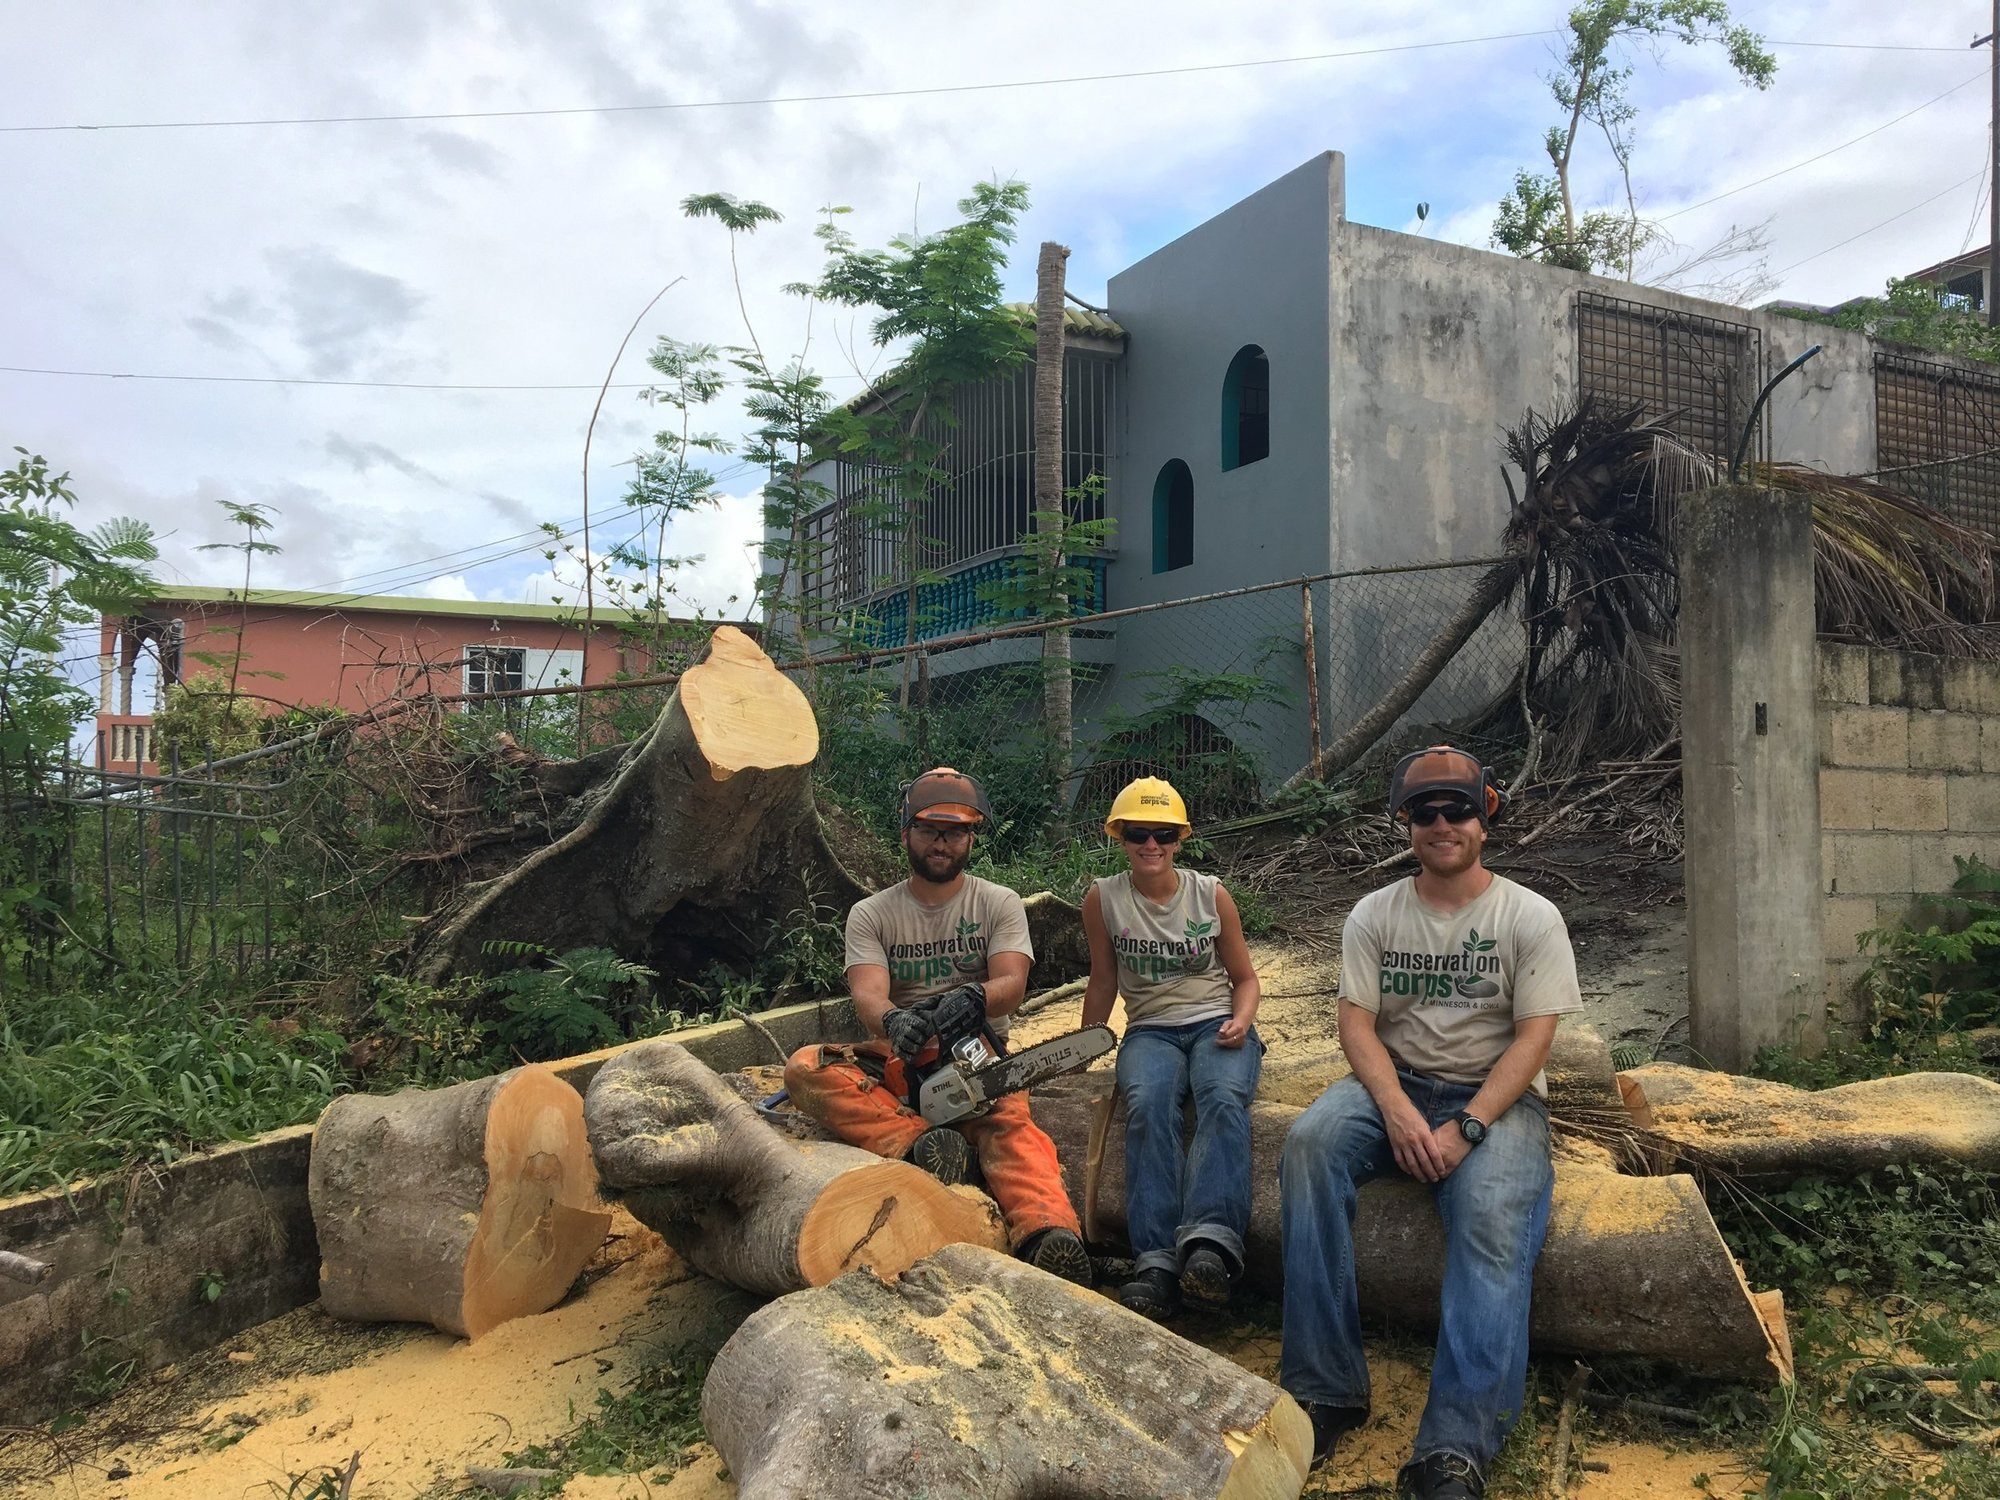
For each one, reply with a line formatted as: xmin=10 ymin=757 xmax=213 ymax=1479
xmin=585 ymin=1040 xmax=1006 ymax=1296
xmin=309 ymin=1064 xmax=610 ymax=1338
xmin=1626 ymin=1063 xmax=2000 ymax=1181
xmin=703 ymin=1242 xmax=1312 ymax=1499
xmin=1031 ymin=1075 xmax=1790 ymax=1384
xmin=410 ymin=625 xmax=865 ymax=983
xmin=1255 ymin=1024 xmax=1626 ymax=1113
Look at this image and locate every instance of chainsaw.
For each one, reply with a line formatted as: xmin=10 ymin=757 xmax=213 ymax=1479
xmin=902 ymin=983 xmax=1115 ymax=1126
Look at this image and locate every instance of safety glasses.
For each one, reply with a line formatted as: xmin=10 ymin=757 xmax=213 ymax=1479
xmin=1406 ymin=800 xmax=1479 ymax=827
xmin=1121 ymin=826 xmax=1182 ymax=846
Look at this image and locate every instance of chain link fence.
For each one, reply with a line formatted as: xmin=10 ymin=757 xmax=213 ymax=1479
xmin=797 ymin=557 xmax=1521 ymax=846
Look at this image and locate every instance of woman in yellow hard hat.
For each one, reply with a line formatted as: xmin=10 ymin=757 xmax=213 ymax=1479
xmin=1081 ymin=775 xmax=1262 ymax=1318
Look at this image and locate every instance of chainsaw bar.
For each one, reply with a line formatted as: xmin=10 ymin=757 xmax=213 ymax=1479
xmin=968 ymin=1024 xmax=1116 ymax=1102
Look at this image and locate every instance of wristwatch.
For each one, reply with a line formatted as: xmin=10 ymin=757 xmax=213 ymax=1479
xmin=1450 ymin=1110 xmax=1488 ymax=1146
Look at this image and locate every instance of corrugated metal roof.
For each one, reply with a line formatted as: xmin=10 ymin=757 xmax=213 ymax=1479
xmin=1001 ymin=301 xmax=1126 ymax=339
xmin=132 ymin=586 xmax=729 ymax=628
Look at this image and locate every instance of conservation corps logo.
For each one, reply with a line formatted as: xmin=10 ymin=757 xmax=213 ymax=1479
xmin=1378 ymin=927 xmax=1503 ymax=1007
xmin=1115 ymin=916 xmax=1217 ymax=981
xmin=886 ymin=916 xmax=986 ymax=987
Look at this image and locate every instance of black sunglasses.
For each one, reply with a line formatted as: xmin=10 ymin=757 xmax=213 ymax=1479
xmin=1121 ymin=826 xmax=1182 ymax=845
xmin=1406 ymin=800 xmax=1479 ymax=827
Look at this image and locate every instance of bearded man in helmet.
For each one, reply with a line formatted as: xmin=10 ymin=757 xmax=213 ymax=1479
xmin=783 ymin=767 xmax=1092 ymax=1285
xmin=1279 ymin=746 xmax=1582 ymax=1500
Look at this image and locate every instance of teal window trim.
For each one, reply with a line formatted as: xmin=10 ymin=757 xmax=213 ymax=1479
xmin=1152 ymin=460 xmax=1193 ymax=573
xmin=1221 ymin=344 xmax=1270 ymax=471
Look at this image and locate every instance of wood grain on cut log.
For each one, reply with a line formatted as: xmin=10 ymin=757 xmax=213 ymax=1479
xmin=585 ymin=1040 xmax=1006 ymax=1296
xmin=1031 ymin=1074 xmax=1791 ymax=1384
xmin=1627 ymin=1063 xmax=2000 ymax=1181
xmin=411 ymin=625 xmax=865 ymax=983
xmin=703 ymin=1242 xmax=1312 ymax=1500
xmin=310 ymin=1065 xmax=609 ymax=1338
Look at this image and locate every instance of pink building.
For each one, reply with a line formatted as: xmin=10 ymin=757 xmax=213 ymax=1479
xmin=98 ymin=587 xmax=720 ymax=774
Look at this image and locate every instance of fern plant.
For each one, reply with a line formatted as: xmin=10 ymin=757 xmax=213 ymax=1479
xmin=1859 ymin=856 xmax=2000 ymax=1052
xmin=480 ymin=943 xmax=659 ymax=1060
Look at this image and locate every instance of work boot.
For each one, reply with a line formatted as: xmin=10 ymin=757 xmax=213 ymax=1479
xmin=1397 ymin=1452 xmax=1483 ymax=1499
xmin=906 ymin=1126 xmax=971 ymax=1186
xmin=1179 ymin=1242 xmax=1232 ymax=1307
xmin=1301 ymin=1402 xmax=1369 ymax=1472
xmin=1116 ymin=1266 xmax=1180 ymax=1319
xmin=1021 ymin=1227 xmax=1093 ymax=1287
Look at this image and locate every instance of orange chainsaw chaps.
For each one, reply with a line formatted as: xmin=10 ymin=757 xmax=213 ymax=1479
xmin=782 ymin=1042 xmax=1080 ymax=1247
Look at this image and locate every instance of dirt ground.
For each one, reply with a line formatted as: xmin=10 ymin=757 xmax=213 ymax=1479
xmin=4 ymin=906 xmax=1733 ymax=1500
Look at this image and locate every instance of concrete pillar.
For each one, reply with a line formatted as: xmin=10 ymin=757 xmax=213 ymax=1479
xmin=1679 ymin=483 xmax=1823 ymax=1070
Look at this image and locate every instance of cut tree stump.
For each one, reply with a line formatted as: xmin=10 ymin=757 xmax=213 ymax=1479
xmin=309 ymin=1065 xmax=609 ymax=1338
xmin=410 ymin=625 xmax=861 ymax=983
xmin=1031 ymin=1075 xmax=1791 ymax=1384
xmin=1626 ymin=1063 xmax=2000 ymax=1180
xmin=585 ymin=1040 xmax=1006 ymax=1296
xmin=703 ymin=1242 xmax=1312 ymax=1499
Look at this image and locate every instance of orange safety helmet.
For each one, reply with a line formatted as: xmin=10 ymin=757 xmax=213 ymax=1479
xmin=901 ymin=767 xmax=995 ymax=828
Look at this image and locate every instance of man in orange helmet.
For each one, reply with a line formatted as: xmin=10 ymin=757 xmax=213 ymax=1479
xmin=1279 ymin=745 xmax=1582 ymax=1500
xmin=783 ymin=767 xmax=1092 ymax=1284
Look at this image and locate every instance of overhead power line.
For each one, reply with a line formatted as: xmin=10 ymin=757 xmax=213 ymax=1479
xmin=1659 ymin=72 xmax=1985 ymax=223
xmin=1775 ymin=170 xmax=1985 ymax=277
xmin=0 ymin=31 xmax=1579 ymax=133
xmin=0 ymin=31 xmax=1961 ymax=136
xmin=0 ymin=365 xmax=867 ymax=392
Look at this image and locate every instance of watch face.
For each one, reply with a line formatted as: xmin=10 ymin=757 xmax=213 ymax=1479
xmin=1459 ymin=1114 xmax=1487 ymax=1144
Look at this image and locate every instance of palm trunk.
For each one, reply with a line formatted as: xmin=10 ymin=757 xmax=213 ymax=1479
xmin=1281 ymin=560 xmax=1518 ymax=793
xmin=1033 ymin=242 xmax=1072 ymax=816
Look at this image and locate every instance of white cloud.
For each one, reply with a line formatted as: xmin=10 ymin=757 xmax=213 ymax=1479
xmin=5 ymin=0 xmax=1988 ymax=603
xmin=406 ymin=573 xmax=478 ymax=601
xmin=505 ymin=489 xmax=761 ymax=618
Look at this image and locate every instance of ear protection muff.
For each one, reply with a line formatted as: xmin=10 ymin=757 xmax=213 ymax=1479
xmin=1388 ymin=745 xmax=1508 ymax=827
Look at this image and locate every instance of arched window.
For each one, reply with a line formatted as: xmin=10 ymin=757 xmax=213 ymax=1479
xmin=1152 ymin=459 xmax=1194 ymax=573
xmin=1221 ymin=345 xmax=1270 ymax=470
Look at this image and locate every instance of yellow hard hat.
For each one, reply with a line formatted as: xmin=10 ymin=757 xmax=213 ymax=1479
xmin=1104 ymin=776 xmax=1192 ymax=839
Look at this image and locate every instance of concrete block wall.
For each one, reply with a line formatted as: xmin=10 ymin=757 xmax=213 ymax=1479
xmin=1818 ymin=642 xmax=2000 ymax=1018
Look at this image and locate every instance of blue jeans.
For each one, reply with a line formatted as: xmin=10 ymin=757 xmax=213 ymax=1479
xmin=1278 ymin=1071 xmax=1553 ymax=1475
xmin=1116 ymin=1017 xmax=1263 ymax=1276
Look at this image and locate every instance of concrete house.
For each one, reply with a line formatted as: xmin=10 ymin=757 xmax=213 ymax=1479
xmin=781 ymin=151 xmax=2000 ymax=791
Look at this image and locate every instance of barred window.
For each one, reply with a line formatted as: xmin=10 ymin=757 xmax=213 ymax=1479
xmin=465 ymin=645 xmax=525 ymax=696
xmin=1874 ymin=352 xmax=2000 ymax=534
xmin=1575 ymin=291 xmax=1761 ymax=461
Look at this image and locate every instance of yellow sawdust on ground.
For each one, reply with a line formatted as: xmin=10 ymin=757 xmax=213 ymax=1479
xmin=1573 ymin=1439 xmax=1757 ymax=1497
xmin=12 ymin=1213 xmax=748 ymax=1500
xmin=561 ymin=1446 xmax=734 ymax=1498
xmin=1212 ymin=1324 xmax=1434 ymax=1493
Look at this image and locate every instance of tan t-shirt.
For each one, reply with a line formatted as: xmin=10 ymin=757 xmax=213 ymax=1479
xmin=1093 ymin=870 xmax=1234 ymax=1029
xmin=845 ymin=876 xmax=1034 ymax=1038
xmin=1338 ymin=874 xmax=1581 ymax=1097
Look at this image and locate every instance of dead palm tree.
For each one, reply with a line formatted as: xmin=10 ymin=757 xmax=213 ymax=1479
xmin=1285 ymin=398 xmax=2000 ymax=792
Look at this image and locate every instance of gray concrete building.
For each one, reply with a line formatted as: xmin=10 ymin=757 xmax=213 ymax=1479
xmin=779 ymin=151 xmax=2000 ymax=795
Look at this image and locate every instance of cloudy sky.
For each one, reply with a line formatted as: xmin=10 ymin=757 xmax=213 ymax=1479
xmin=4 ymin=2 xmax=1991 ymax=623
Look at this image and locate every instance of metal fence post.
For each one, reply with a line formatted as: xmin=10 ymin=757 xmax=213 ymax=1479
xmin=97 ymin=730 xmax=115 ymax=967
xmin=1300 ymin=582 xmax=1322 ymax=780
xmin=169 ymin=743 xmax=186 ymax=968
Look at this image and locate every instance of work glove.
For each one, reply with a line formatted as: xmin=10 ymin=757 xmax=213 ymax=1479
xmin=928 ymin=983 xmax=989 ymax=1043
xmin=881 ymin=1005 xmax=936 ymax=1062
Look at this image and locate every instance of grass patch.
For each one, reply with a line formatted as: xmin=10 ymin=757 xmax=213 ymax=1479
xmin=0 ymin=981 xmax=347 ymax=1196
xmin=502 ymin=1355 xmax=711 ymax=1488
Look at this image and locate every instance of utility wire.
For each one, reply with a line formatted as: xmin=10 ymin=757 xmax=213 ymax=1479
xmin=0 ymin=365 xmax=865 ymax=392
xmin=0 ymin=31 xmax=1562 ymax=133
xmin=1774 ymin=170 xmax=1985 ymax=276
xmin=1659 ymin=72 xmax=1985 ymax=223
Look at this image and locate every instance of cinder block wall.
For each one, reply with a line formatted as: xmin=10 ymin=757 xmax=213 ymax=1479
xmin=1818 ymin=642 xmax=2000 ymax=1018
